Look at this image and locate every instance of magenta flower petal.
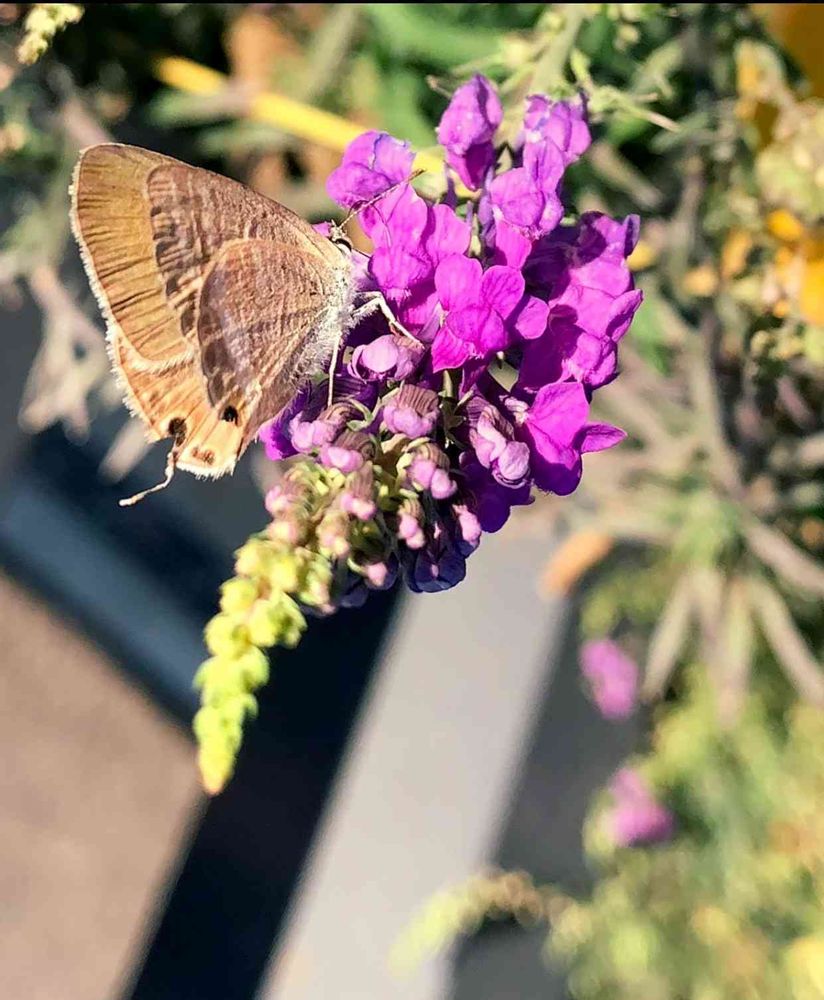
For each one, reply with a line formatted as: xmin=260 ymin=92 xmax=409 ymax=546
xmin=523 ymin=140 xmax=566 ymax=196
xmin=423 ymin=203 xmax=472 ymax=261
xmin=369 ymin=246 xmax=432 ymax=303
xmin=580 ymin=423 xmax=626 ymax=454
xmin=437 ymin=74 xmax=502 ymax=190
xmin=527 ymin=380 xmax=589 ymax=432
xmin=606 ymin=768 xmax=675 ymax=847
xmin=606 ymin=288 xmax=644 ymax=342
xmin=435 ymin=255 xmax=483 ymax=311
xmin=488 ymin=167 xmax=546 ymax=230
xmin=431 ymin=324 xmax=473 ymax=372
xmin=519 ymin=382 xmax=590 ymax=495
xmin=364 ymin=184 xmax=429 ymax=246
xmin=449 ymin=304 xmax=507 ymax=355
xmin=522 ymin=95 xmax=591 ymax=166
xmin=480 ymin=265 xmax=525 ymax=317
xmin=327 ymin=131 xmax=414 ymax=209
xmin=488 ymin=219 xmax=533 ymax=268
xmin=511 ymin=294 xmax=549 ymax=342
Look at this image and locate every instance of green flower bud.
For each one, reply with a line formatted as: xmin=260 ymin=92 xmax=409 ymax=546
xmin=299 ymin=558 xmax=333 ymax=608
xmin=237 ymin=647 xmax=269 ymax=688
xmin=204 ymin=613 xmax=250 ymax=658
xmin=246 ymin=598 xmax=282 ymax=648
xmin=219 ymin=577 xmax=260 ymax=615
xmin=278 ymin=594 xmax=307 ymax=648
xmin=235 ymin=537 xmax=273 ymax=577
xmin=317 ymin=508 xmax=352 ymax=559
xmin=267 ymin=550 xmax=303 ymax=594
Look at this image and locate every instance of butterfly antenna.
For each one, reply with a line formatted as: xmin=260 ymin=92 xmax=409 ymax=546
xmin=119 ymin=441 xmax=179 ymax=507
xmin=340 ymin=168 xmax=425 ymax=230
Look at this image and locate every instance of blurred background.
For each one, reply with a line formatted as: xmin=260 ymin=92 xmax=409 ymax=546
xmin=0 ymin=4 xmax=822 ymax=1000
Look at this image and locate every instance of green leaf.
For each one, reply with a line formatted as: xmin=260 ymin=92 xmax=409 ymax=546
xmin=365 ymin=4 xmax=499 ymax=69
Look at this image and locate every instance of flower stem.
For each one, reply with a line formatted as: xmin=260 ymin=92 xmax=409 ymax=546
xmin=530 ymin=5 xmax=589 ymax=96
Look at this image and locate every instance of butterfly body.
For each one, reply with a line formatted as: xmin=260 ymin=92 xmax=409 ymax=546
xmin=70 ymin=143 xmax=354 ymax=485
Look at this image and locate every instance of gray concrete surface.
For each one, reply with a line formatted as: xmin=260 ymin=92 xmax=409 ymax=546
xmin=261 ymin=525 xmax=564 ymax=1000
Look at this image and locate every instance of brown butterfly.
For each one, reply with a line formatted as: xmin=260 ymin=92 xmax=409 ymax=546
xmin=70 ymin=143 xmax=358 ymax=504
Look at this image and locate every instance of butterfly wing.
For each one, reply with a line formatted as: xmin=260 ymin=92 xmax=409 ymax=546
xmin=196 ymin=238 xmax=346 ymax=451
xmin=71 ymin=143 xmax=352 ymax=480
xmin=111 ymin=334 xmax=245 ymax=477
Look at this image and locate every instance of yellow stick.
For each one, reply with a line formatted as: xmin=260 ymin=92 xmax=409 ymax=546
xmin=153 ymin=55 xmax=448 ymax=179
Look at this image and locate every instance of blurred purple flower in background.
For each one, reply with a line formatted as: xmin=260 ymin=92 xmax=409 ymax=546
xmin=259 ymin=75 xmax=641 ymax=604
xmin=605 ymin=769 xmax=675 ymax=847
xmin=580 ymin=639 xmax=639 ymax=720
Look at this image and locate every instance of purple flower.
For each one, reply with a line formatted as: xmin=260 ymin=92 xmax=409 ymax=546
xmin=260 ymin=386 xmax=310 ymax=461
xmin=518 ymin=213 xmax=641 ymax=390
xmin=366 ymin=558 xmax=399 ymax=590
xmin=320 ymin=430 xmax=375 ymax=474
xmin=487 ymin=157 xmax=565 ymax=241
xmin=519 ymin=288 xmax=642 ymax=391
xmin=482 ymin=96 xmax=590 ymax=260
xmin=580 ymin=639 xmax=639 ymax=720
xmin=327 ymin=131 xmax=414 ymax=209
xmin=437 ymin=75 xmax=502 ymax=190
xmin=460 ymin=454 xmax=533 ymax=532
xmin=259 ymin=79 xmax=636 ymax=606
xmin=606 ymin=769 xmax=675 ymax=847
xmin=383 ymin=384 xmax=439 ymax=438
xmin=452 ymin=503 xmax=482 ymax=549
xmin=396 ymin=497 xmax=426 ymax=550
xmin=520 ymin=95 xmax=590 ymax=167
xmin=467 ymin=393 xmax=530 ymax=488
xmin=340 ymin=466 xmax=377 ymax=521
xmin=406 ymin=442 xmax=457 ymax=499
xmin=404 ymin=516 xmax=467 ymax=593
xmin=368 ymin=193 xmax=471 ymax=331
xmin=350 ymin=333 xmax=423 ymax=382
xmin=431 ymin=257 xmax=548 ymax=374
xmin=290 ymin=401 xmax=358 ymax=453
xmin=512 ymin=382 xmax=625 ymax=495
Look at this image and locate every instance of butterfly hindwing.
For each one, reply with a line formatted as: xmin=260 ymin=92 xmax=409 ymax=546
xmin=71 ymin=143 xmax=354 ymax=488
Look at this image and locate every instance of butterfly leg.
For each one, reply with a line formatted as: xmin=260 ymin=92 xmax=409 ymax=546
xmin=326 ymin=293 xmax=424 ymax=406
xmin=352 ymin=292 xmax=423 ymax=347
xmin=326 ymin=327 xmax=344 ymax=407
xmin=119 ymin=436 xmax=181 ymax=506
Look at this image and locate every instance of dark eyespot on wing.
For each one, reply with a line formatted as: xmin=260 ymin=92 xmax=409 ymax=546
xmin=168 ymin=417 xmax=187 ymax=440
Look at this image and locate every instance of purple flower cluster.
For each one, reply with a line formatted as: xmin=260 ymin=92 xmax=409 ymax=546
xmin=580 ymin=639 xmax=639 ymax=721
xmin=604 ymin=768 xmax=675 ymax=848
xmin=261 ymin=75 xmax=641 ymax=596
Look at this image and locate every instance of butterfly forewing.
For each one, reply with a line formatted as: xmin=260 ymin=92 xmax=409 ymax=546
xmin=71 ymin=143 xmax=353 ymax=480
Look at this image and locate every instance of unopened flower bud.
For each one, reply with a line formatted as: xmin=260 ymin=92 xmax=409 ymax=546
xmin=341 ymin=465 xmax=377 ymax=521
xmin=317 ymin=508 xmax=352 ymax=559
xmin=396 ymin=497 xmax=426 ymax=549
xmin=383 ymin=384 xmax=440 ymax=437
xmin=220 ymin=577 xmax=260 ymax=615
xmin=205 ymin=614 xmax=250 ymax=658
xmin=407 ymin=442 xmax=457 ymax=499
xmin=320 ymin=429 xmax=376 ymax=474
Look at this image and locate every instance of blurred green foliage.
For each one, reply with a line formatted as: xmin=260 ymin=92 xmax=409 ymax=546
xmin=553 ymin=669 xmax=824 ymax=1000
